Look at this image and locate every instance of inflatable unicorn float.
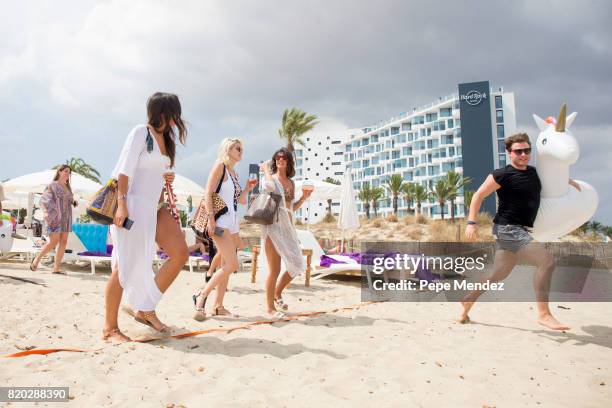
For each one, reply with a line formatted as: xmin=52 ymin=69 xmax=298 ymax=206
xmin=531 ymin=104 xmax=599 ymax=241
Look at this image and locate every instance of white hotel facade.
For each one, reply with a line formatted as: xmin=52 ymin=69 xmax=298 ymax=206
xmin=294 ymin=81 xmax=517 ymax=223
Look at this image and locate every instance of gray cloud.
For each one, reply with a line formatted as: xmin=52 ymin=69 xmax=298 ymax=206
xmin=1 ymin=0 xmax=611 ymax=222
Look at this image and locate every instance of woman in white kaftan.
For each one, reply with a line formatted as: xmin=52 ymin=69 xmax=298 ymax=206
xmin=260 ymin=147 xmax=313 ymax=318
xmin=103 ymin=92 xmax=188 ymax=343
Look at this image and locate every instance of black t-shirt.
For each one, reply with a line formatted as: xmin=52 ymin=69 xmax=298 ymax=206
xmin=492 ymin=165 xmax=541 ymax=227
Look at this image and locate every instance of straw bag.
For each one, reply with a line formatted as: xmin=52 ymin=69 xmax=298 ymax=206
xmin=244 ymin=191 xmax=282 ymax=225
xmin=86 ymin=179 xmax=120 ymax=225
xmin=191 ymin=166 xmax=228 ymax=240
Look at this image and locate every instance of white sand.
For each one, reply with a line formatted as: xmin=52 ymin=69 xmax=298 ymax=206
xmin=1 ymin=261 xmax=611 ymax=407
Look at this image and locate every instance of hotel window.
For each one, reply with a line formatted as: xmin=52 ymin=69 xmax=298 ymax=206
xmin=496 ymin=110 xmax=504 ymax=123
xmin=439 ymin=107 xmax=452 ymax=117
xmin=499 ymin=154 xmax=507 ymax=167
xmin=448 ymin=147 xmax=455 ymax=156
xmin=427 ymin=128 xmax=432 ymax=136
xmin=495 ymin=95 xmax=503 ymax=109
xmin=331 ymin=140 xmax=341 ymax=144
xmin=335 ymin=151 xmax=343 ymax=156
xmin=498 ymin=140 xmax=506 ymax=153
xmin=426 ymin=113 xmax=438 ymax=122
xmin=497 ymin=125 xmax=505 ymax=139
xmin=401 ymin=122 xmax=412 ymax=131
xmin=447 ymin=119 xmax=454 ymax=128
xmin=296 ymin=150 xmax=303 ymax=157
xmin=391 ymin=127 xmax=400 ymax=135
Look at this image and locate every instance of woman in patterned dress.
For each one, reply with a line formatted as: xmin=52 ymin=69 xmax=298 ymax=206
xmin=30 ymin=165 xmax=78 ymax=274
xmin=259 ymin=147 xmax=313 ymax=318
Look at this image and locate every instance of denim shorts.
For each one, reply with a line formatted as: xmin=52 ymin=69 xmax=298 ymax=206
xmin=492 ymin=224 xmax=533 ymax=253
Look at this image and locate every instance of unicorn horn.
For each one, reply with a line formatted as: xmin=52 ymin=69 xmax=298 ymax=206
xmin=555 ymin=103 xmax=567 ymax=132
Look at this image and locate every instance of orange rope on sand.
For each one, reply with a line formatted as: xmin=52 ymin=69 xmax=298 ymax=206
xmin=4 ymin=301 xmax=379 ymax=358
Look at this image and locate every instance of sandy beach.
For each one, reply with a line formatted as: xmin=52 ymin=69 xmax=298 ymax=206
xmin=0 ymin=261 xmax=611 ymax=408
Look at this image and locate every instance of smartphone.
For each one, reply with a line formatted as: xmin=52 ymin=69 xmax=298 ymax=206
xmin=213 ymin=226 xmax=224 ymax=237
xmin=123 ymin=218 xmax=134 ymax=230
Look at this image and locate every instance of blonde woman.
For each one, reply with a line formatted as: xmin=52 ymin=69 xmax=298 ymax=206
xmin=192 ymin=138 xmax=257 ymax=320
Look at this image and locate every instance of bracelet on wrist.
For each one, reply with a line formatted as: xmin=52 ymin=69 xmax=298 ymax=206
xmin=467 ymin=220 xmax=477 ymax=225
xmin=118 ymin=194 xmax=127 ymax=201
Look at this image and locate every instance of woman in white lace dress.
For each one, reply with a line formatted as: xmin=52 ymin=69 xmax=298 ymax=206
xmin=103 ymin=92 xmax=188 ymax=343
xmin=260 ymin=147 xmax=313 ymax=318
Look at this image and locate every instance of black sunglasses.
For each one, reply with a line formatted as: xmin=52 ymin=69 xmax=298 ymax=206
xmin=275 ymin=154 xmax=287 ymax=161
xmin=234 ymin=146 xmax=242 ymax=152
xmin=511 ymin=148 xmax=532 ymax=155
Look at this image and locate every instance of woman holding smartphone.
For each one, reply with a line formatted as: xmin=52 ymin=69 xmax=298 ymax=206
xmin=30 ymin=165 xmax=78 ymax=274
xmin=192 ymin=138 xmax=256 ymax=320
xmin=103 ymin=92 xmax=189 ymax=343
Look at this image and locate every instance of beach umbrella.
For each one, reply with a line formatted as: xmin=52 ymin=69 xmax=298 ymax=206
xmin=3 ymin=170 xmax=102 ymax=199
xmin=294 ymin=179 xmax=342 ymax=201
xmin=171 ymin=174 xmax=204 ymax=207
xmin=337 ymin=169 xmax=360 ymax=252
xmin=25 ymin=192 xmax=34 ymax=228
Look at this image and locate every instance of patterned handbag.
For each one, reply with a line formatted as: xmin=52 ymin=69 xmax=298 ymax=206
xmin=86 ymin=179 xmax=119 ymax=225
xmin=191 ymin=166 xmax=228 ymax=240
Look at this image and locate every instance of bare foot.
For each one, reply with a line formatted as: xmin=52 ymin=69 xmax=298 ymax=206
xmin=458 ymin=300 xmax=473 ymax=324
xmin=538 ymin=314 xmax=570 ymax=331
xmin=102 ymin=328 xmax=131 ymax=343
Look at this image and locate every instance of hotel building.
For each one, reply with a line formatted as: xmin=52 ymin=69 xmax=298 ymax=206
xmin=295 ymin=81 xmax=516 ymax=222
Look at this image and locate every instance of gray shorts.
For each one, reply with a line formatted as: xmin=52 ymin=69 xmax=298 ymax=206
xmin=492 ymin=224 xmax=533 ymax=253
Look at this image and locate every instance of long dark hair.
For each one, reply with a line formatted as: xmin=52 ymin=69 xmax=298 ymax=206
xmin=53 ymin=164 xmax=72 ymax=192
xmin=147 ymin=92 xmax=187 ymax=167
xmin=270 ymin=147 xmax=295 ymax=178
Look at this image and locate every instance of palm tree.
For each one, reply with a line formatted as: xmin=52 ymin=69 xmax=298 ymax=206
xmin=412 ymin=184 xmax=429 ymax=217
xmin=278 ymin=108 xmax=319 ymax=153
xmin=402 ymin=182 xmax=415 ymax=215
xmin=430 ymin=179 xmax=451 ymax=220
xmin=358 ymin=184 xmax=373 ymax=219
xmin=55 ymin=157 xmax=101 ymax=183
xmin=603 ymin=226 xmax=612 ymax=240
xmin=384 ymin=174 xmax=405 ymax=215
xmin=446 ymin=171 xmax=473 ymax=222
xmin=588 ymin=221 xmax=603 ymax=238
xmin=323 ymin=177 xmax=341 ymax=218
xmin=371 ymin=187 xmax=385 ymax=218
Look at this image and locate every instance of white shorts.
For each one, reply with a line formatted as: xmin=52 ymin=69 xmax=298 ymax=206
xmin=216 ymin=211 xmax=239 ymax=234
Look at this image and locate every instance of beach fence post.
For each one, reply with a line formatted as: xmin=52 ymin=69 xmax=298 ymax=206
xmin=251 ymin=245 xmax=260 ymax=283
xmin=303 ymin=248 xmax=312 ymax=287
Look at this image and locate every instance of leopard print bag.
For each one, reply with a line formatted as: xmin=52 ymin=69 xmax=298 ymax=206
xmin=191 ymin=166 xmax=229 ymax=240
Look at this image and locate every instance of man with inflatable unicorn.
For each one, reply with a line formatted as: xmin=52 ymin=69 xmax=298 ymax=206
xmin=460 ymin=104 xmax=598 ymax=330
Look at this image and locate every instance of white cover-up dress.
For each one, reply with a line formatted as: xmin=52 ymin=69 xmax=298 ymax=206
xmin=260 ymin=175 xmax=306 ymax=277
xmin=110 ymin=125 xmax=169 ymax=311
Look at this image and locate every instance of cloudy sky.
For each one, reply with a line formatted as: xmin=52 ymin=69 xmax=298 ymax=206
xmin=1 ymin=0 xmax=611 ymax=223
